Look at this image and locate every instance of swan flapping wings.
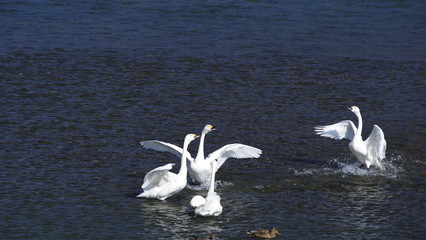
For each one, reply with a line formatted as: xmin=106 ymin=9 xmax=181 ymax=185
xmin=140 ymin=140 xmax=194 ymax=161
xmin=141 ymin=163 xmax=175 ymax=190
xmin=314 ymin=120 xmax=357 ymax=140
xmin=207 ymin=143 xmax=262 ymax=170
xmin=314 ymin=106 xmax=387 ymax=170
xmin=365 ymin=125 xmax=387 ymax=161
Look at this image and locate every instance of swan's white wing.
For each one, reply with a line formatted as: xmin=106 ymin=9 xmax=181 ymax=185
xmin=207 ymin=143 xmax=262 ymax=170
xmin=140 ymin=140 xmax=194 ymax=161
xmin=141 ymin=163 xmax=175 ymax=190
xmin=365 ymin=125 xmax=387 ymax=161
xmin=314 ymin=120 xmax=357 ymax=141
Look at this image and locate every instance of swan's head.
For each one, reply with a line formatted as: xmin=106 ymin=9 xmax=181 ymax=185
xmin=348 ymin=106 xmax=360 ymax=113
xmin=185 ymin=134 xmax=200 ymax=142
xmin=190 ymin=195 xmax=206 ymax=207
xmin=204 ymin=124 xmax=217 ymax=134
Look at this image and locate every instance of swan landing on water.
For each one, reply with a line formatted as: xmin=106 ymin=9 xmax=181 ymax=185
xmin=315 ymin=106 xmax=387 ymax=170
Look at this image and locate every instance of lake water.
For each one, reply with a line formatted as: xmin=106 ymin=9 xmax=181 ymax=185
xmin=1 ymin=0 xmax=425 ymax=239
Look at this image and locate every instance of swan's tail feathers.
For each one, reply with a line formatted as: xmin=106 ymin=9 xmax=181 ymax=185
xmin=314 ymin=120 xmax=356 ymax=141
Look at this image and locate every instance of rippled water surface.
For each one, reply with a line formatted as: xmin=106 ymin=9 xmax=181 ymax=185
xmin=1 ymin=0 xmax=425 ymax=239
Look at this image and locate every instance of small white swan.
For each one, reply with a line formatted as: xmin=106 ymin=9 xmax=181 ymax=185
xmin=140 ymin=124 xmax=262 ymax=184
xmin=190 ymin=159 xmax=222 ymax=216
xmin=315 ymin=106 xmax=386 ymax=169
xmin=137 ymin=134 xmax=199 ymax=200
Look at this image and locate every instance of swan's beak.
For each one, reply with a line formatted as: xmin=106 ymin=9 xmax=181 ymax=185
xmin=347 ymin=106 xmax=352 ymax=110
xmin=194 ymin=135 xmax=200 ymax=138
xmin=211 ymin=126 xmax=217 ymax=131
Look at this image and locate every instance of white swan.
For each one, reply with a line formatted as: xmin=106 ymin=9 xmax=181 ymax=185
xmin=189 ymin=124 xmax=217 ymax=183
xmin=137 ymin=133 xmax=199 ymax=200
xmin=315 ymin=106 xmax=386 ymax=169
xmin=140 ymin=124 xmax=262 ymax=184
xmin=190 ymin=159 xmax=222 ymax=216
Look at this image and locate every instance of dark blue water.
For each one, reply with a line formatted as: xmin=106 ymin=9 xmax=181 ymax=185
xmin=1 ymin=1 xmax=425 ymax=239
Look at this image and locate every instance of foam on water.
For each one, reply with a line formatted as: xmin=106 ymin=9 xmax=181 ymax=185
xmin=186 ymin=180 xmax=233 ymax=191
xmin=293 ymin=154 xmax=406 ymax=180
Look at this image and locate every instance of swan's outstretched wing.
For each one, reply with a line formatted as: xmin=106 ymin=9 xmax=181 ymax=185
xmin=314 ymin=120 xmax=357 ymax=140
xmin=141 ymin=163 xmax=175 ymax=190
xmin=207 ymin=143 xmax=262 ymax=170
xmin=140 ymin=140 xmax=194 ymax=161
xmin=365 ymin=125 xmax=387 ymax=162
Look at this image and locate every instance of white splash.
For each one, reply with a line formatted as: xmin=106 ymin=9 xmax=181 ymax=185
xmin=294 ymin=154 xmax=405 ymax=179
xmin=186 ymin=180 xmax=232 ymax=191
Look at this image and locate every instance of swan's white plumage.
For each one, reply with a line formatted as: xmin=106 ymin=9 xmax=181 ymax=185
xmin=141 ymin=163 xmax=175 ymax=190
xmin=140 ymin=124 xmax=262 ymax=184
xmin=140 ymin=140 xmax=194 ymax=161
xmin=207 ymin=143 xmax=262 ymax=170
xmin=195 ymin=191 xmax=222 ymax=216
xmin=189 ymin=125 xmax=262 ymax=184
xmin=315 ymin=106 xmax=386 ymax=169
xmin=190 ymin=160 xmax=223 ymax=216
xmin=314 ymin=120 xmax=356 ymax=140
xmin=190 ymin=195 xmax=206 ymax=207
xmin=365 ymin=125 xmax=387 ymax=165
xmin=137 ymin=134 xmax=198 ymax=200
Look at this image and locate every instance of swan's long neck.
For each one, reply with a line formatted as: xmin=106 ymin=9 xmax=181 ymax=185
xmin=354 ymin=111 xmax=363 ymax=139
xmin=178 ymin=140 xmax=190 ymax=177
xmin=208 ymin=161 xmax=217 ymax=194
xmin=195 ymin=130 xmax=206 ymax=161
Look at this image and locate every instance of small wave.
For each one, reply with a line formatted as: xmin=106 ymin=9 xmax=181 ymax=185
xmin=293 ymin=155 xmax=405 ymax=179
xmin=186 ymin=180 xmax=232 ymax=191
